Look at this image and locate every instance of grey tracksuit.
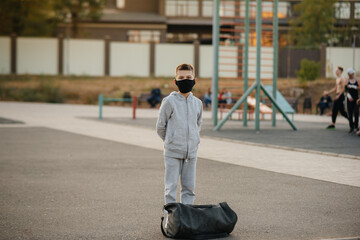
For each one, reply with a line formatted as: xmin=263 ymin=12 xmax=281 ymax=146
xmin=156 ymin=91 xmax=203 ymax=204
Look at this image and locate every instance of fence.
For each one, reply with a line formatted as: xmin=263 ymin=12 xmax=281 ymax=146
xmin=0 ymin=36 xmax=358 ymax=78
xmin=0 ymin=36 xmax=272 ymax=78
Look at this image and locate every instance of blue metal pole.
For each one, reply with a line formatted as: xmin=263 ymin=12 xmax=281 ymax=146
xmin=272 ymin=0 xmax=279 ymax=126
xmin=98 ymin=94 xmax=103 ymax=119
xmin=255 ymin=0 xmax=262 ymax=131
xmin=212 ymin=0 xmax=220 ymax=127
xmin=243 ymin=0 xmax=250 ymax=127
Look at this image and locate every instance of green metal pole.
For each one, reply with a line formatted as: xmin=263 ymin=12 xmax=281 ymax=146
xmin=255 ymin=0 xmax=262 ymax=131
xmin=212 ymin=0 xmax=220 ymax=127
xmin=214 ymin=83 xmax=257 ymax=131
xmin=98 ymin=94 xmax=103 ymax=119
xmin=272 ymin=0 xmax=278 ymax=126
xmin=261 ymin=84 xmax=297 ymax=130
xmin=243 ymin=0 xmax=250 ymax=127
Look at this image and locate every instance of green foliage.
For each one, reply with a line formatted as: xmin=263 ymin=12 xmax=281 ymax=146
xmin=0 ymin=0 xmax=55 ymax=36
xmin=53 ymin=0 xmax=106 ymax=37
xmin=290 ymin=0 xmax=337 ymax=47
xmin=296 ymin=59 xmax=321 ymax=83
xmin=0 ymin=80 xmax=64 ymax=103
xmin=0 ymin=0 xmax=105 ymax=37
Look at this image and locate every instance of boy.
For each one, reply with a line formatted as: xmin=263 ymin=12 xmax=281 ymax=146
xmin=156 ymin=63 xmax=203 ymax=207
xmin=325 ymin=66 xmax=348 ymax=129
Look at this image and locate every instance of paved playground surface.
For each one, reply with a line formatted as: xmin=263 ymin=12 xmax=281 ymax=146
xmin=91 ymin=116 xmax=360 ymax=158
xmin=0 ymin=102 xmax=359 ymax=240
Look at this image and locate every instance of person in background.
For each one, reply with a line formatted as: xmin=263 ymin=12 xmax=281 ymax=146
xmin=325 ymin=66 xmax=348 ymax=130
xmin=345 ymin=68 xmax=359 ymax=133
xmin=222 ymin=89 xmax=232 ymax=104
xmin=204 ymin=88 xmax=212 ymax=109
xmin=317 ymin=91 xmax=332 ymax=115
xmin=218 ymin=90 xmax=225 ymax=104
xmin=147 ymin=83 xmax=162 ymax=108
xmin=357 ymin=99 xmax=360 ymax=136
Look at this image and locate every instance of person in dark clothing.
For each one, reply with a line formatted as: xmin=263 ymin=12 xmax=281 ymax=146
xmin=325 ymin=66 xmax=348 ymax=130
xmin=357 ymin=99 xmax=360 ymax=136
xmin=317 ymin=91 xmax=332 ymax=115
xmin=147 ymin=83 xmax=162 ymax=108
xmin=345 ymin=68 xmax=359 ymax=133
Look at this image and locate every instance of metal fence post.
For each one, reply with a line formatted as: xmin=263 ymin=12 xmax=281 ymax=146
xmin=255 ymin=0 xmax=262 ymax=131
xmin=98 ymin=94 xmax=103 ymax=119
xmin=272 ymin=0 xmax=279 ymax=126
xmin=212 ymin=0 xmax=220 ymax=127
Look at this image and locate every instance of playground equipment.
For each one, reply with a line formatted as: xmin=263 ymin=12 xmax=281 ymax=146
xmin=263 ymin=85 xmax=296 ymax=121
xmin=98 ymin=94 xmax=137 ymax=119
xmin=212 ymin=0 xmax=297 ymax=131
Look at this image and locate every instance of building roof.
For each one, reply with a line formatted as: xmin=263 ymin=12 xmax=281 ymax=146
xmin=100 ymin=10 xmax=166 ymax=24
xmin=166 ymin=18 xmax=212 ymax=26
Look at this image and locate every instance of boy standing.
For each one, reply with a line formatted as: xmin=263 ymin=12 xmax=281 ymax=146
xmin=325 ymin=66 xmax=348 ymax=129
xmin=156 ymin=63 xmax=203 ymax=206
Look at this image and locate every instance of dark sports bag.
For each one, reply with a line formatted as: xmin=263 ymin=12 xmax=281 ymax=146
xmin=161 ymin=202 xmax=237 ymax=239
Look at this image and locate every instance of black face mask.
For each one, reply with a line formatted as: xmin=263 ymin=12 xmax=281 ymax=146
xmin=175 ymin=79 xmax=196 ymax=93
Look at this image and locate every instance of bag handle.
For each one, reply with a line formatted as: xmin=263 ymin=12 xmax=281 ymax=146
xmin=161 ymin=217 xmax=173 ymax=238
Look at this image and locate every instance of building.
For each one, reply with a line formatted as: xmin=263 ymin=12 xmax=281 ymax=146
xmin=58 ymin=0 xmax=360 ymax=46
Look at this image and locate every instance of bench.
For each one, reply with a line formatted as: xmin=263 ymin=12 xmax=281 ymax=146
xmin=138 ymin=93 xmax=167 ymax=108
xmin=218 ymin=101 xmax=255 ymax=120
xmin=98 ymin=94 xmax=136 ymax=119
xmin=246 ymin=96 xmax=273 ymax=120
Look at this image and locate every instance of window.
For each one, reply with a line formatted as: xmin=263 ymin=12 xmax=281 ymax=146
xmin=116 ymin=0 xmax=125 ymax=9
xmin=202 ymin=0 xmax=212 ymax=17
xmin=127 ymin=30 xmax=160 ymax=43
xmin=219 ymin=0 xmax=236 ymax=17
xmin=238 ymin=1 xmax=290 ymax=19
xmin=165 ymin=0 xmax=199 ymax=17
xmin=355 ymin=3 xmax=360 ymax=19
xmin=335 ymin=2 xmax=351 ymax=19
xmin=166 ymin=33 xmax=198 ymax=43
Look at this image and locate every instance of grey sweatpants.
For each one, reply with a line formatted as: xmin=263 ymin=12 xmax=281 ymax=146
xmin=164 ymin=156 xmax=197 ymax=205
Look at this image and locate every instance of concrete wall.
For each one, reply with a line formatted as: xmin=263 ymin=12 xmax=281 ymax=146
xmin=155 ymin=43 xmax=194 ymax=77
xmin=326 ymin=47 xmax=360 ymax=78
xmin=199 ymin=45 xmax=212 ymax=78
xmin=0 ymin=37 xmax=10 ymax=74
xmin=110 ymin=42 xmax=150 ymax=77
xmin=5 ymin=37 xmax=360 ymax=80
xmin=17 ymin=37 xmax=58 ymax=75
xmin=63 ymin=39 xmax=104 ymax=76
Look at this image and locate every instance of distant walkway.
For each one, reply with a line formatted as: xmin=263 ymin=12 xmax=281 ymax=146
xmin=0 ymin=101 xmax=359 ymax=188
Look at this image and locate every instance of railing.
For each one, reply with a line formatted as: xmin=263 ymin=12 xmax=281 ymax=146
xmin=98 ymin=94 xmax=137 ymax=119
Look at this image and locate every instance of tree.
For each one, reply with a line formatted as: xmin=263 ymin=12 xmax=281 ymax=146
xmin=0 ymin=0 xmax=55 ymax=36
xmin=290 ymin=0 xmax=337 ymax=47
xmin=0 ymin=0 xmax=105 ymax=37
xmin=53 ymin=0 xmax=106 ymax=38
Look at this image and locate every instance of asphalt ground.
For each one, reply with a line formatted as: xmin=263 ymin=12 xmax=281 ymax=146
xmin=81 ymin=117 xmax=360 ymax=157
xmin=1 ymin=126 xmax=359 ymax=240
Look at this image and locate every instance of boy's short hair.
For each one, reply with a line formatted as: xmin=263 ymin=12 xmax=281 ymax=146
xmin=338 ymin=66 xmax=343 ymax=72
xmin=175 ymin=63 xmax=195 ymax=76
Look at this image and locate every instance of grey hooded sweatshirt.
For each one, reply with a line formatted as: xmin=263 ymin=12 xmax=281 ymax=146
xmin=156 ymin=91 xmax=203 ymax=159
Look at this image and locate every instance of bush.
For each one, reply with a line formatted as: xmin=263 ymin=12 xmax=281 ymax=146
xmin=0 ymin=80 xmax=64 ymax=103
xmin=296 ymin=59 xmax=321 ymax=83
